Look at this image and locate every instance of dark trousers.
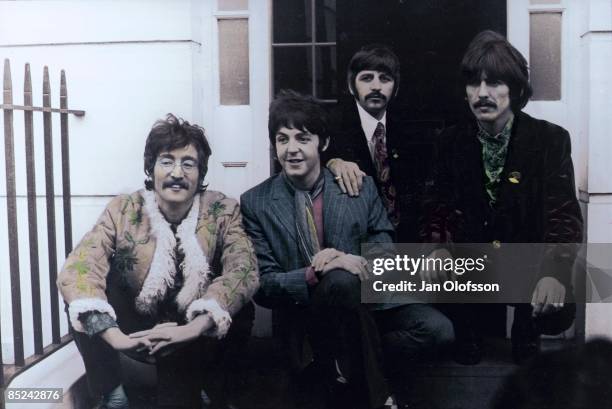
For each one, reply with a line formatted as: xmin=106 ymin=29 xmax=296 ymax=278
xmin=297 ymin=269 xmax=389 ymax=409
xmin=72 ymin=302 xmax=254 ymax=408
xmin=447 ymin=302 xmax=576 ymax=342
xmin=374 ymin=304 xmax=454 ymax=375
xmin=374 ymin=304 xmax=454 ymax=405
xmin=513 ymin=302 xmax=576 ymax=336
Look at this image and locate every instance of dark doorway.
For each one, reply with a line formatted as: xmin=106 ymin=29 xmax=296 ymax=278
xmin=336 ymin=0 xmax=507 ymax=129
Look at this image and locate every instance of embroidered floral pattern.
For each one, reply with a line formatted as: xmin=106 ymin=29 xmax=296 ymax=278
xmin=66 ymin=237 xmax=98 ymax=296
xmin=221 ymin=259 xmax=257 ymax=309
xmin=200 ymin=200 xmax=227 ymax=246
xmin=120 ymin=195 xmax=144 ymax=226
xmin=69 ymin=250 xmax=93 ymax=295
xmin=111 ymin=232 xmax=150 ymax=287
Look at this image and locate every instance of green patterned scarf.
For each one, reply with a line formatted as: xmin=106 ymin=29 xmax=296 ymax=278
xmin=476 ymin=116 xmax=514 ymax=205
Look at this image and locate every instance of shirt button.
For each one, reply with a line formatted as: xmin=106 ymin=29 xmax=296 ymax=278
xmin=484 ymin=221 xmax=488 ymax=226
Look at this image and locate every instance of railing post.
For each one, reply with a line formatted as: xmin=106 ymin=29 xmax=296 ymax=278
xmin=60 ymin=70 xmax=73 ymax=255
xmin=24 ymin=63 xmax=44 ymax=355
xmin=42 ymin=66 xmax=61 ymax=344
xmin=3 ymin=59 xmax=25 ymax=368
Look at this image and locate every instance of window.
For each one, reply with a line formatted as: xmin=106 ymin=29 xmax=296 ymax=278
xmin=529 ymin=11 xmax=562 ymax=100
xmin=217 ymin=1 xmax=250 ymax=105
xmin=272 ymin=0 xmax=337 ymax=101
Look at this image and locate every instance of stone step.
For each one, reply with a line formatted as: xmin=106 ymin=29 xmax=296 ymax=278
xmin=83 ymin=337 xmax=573 ymax=409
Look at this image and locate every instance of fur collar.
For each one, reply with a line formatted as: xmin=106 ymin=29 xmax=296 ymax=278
xmin=135 ymin=190 xmax=211 ymax=315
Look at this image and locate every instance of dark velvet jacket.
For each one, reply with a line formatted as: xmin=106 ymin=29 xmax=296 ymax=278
xmin=325 ymin=99 xmax=438 ymax=242
xmin=421 ymin=111 xmax=583 ymax=288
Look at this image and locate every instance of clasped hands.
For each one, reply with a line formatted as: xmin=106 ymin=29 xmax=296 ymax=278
xmin=101 ymin=313 xmax=213 ymax=358
xmin=312 ymin=248 xmax=369 ymax=281
xmin=421 ymin=249 xmax=566 ymax=317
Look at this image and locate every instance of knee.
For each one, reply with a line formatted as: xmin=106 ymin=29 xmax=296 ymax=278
xmin=314 ymin=269 xmax=360 ymax=309
xmin=384 ymin=312 xmax=454 ymax=351
xmin=425 ymin=313 xmax=455 ymax=346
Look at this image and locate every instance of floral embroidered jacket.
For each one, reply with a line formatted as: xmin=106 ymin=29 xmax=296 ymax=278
xmin=58 ymin=189 xmax=259 ymax=339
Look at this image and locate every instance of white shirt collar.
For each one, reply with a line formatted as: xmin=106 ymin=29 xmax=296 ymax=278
xmin=356 ymin=101 xmax=387 ymax=143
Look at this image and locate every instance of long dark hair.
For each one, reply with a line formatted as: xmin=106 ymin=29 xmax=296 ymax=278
xmin=461 ymin=30 xmax=532 ymax=112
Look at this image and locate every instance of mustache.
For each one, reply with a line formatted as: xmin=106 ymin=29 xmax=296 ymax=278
xmin=365 ymin=92 xmax=387 ymax=101
xmin=280 ymin=154 xmax=302 ymax=161
xmin=474 ymin=99 xmax=497 ymax=109
xmin=162 ymin=180 xmax=189 ymax=189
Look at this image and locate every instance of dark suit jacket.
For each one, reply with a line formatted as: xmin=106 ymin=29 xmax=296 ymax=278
xmin=240 ymin=168 xmax=394 ymax=309
xmin=422 ymin=111 xmax=583 ymax=288
xmin=324 ymin=99 xmax=438 ymax=242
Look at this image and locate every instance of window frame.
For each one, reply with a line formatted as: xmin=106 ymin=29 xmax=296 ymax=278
xmin=271 ymin=0 xmax=337 ymax=102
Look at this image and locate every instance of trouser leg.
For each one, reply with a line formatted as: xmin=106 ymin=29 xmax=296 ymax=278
xmin=375 ymin=304 xmax=454 ymax=378
xmin=156 ymin=343 xmax=204 ymax=408
xmin=308 ymin=269 xmax=388 ymax=409
xmin=375 ymin=304 xmax=454 ymax=406
xmin=156 ymin=302 xmax=255 ymax=408
xmin=71 ymin=329 xmax=123 ymax=399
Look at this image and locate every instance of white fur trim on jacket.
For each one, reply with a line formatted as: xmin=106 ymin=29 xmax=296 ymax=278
xmin=136 ymin=190 xmax=211 ymax=315
xmin=175 ymin=198 xmax=211 ymax=311
xmin=68 ymin=298 xmax=117 ymax=333
xmin=186 ymin=298 xmax=232 ymax=339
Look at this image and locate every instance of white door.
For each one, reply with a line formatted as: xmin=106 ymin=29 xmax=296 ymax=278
xmin=196 ymin=0 xmax=272 ymax=200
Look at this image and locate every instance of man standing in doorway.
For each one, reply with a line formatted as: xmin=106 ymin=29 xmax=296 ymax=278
xmin=323 ymin=45 xmax=454 ymax=407
xmin=325 ymin=44 xmax=400 ymax=224
xmin=325 ymin=44 xmax=437 ymax=243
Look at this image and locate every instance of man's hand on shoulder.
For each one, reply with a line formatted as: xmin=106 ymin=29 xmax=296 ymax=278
xmin=327 ymin=158 xmax=366 ymax=197
xmin=321 ymin=253 xmax=369 ymax=281
xmin=531 ymin=276 xmax=566 ymax=316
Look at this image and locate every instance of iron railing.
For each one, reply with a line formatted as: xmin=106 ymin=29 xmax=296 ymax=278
xmin=1 ymin=59 xmax=85 ymax=408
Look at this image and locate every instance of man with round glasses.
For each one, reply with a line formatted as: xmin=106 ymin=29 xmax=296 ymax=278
xmin=58 ymin=114 xmax=259 ymax=409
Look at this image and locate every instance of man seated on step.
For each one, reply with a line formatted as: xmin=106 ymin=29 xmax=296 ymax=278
xmin=241 ymin=90 xmax=395 ymax=409
xmin=421 ymin=30 xmax=582 ymax=365
xmin=58 ymin=114 xmax=259 ymax=409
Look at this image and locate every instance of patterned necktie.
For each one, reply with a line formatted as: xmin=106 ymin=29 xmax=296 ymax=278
xmin=373 ymin=122 xmax=399 ymax=226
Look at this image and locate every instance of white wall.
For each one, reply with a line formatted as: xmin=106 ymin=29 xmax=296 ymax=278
xmin=0 ymin=0 xmax=197 ymax=365
xmin=509 ymin=0 xmax=612 ymax=340
xmin=582 ymin=0 xmax=612 ymax=339
xmin=0 ymin=0 xmax=275 ymax=371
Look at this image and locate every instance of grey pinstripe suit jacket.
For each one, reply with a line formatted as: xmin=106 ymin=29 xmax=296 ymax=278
xmin=240 ymin=168 xmax=394 ymax=309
